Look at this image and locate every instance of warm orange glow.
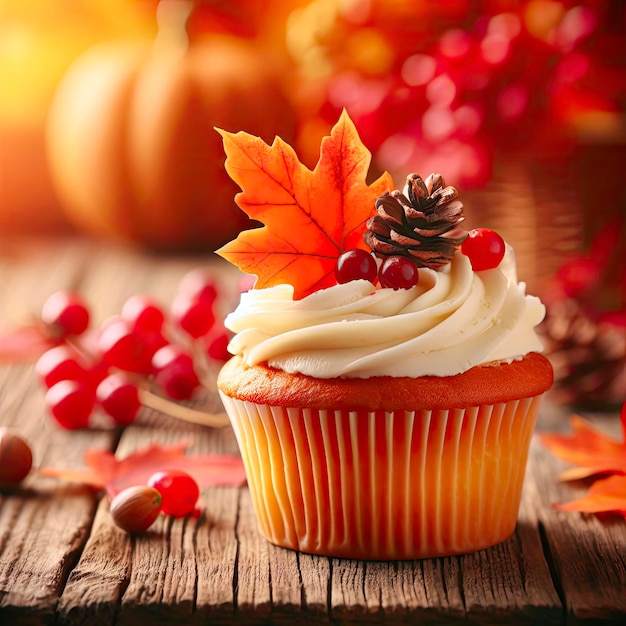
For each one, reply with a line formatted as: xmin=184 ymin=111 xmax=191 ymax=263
xmin=0 ymin=0 xmax=153 ymax=123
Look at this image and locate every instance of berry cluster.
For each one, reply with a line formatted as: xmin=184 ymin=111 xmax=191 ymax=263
xmin=335 ymin=227 xmax=505 ymax=290
xmin=36 ymin=270 xmax=231 ymax=430
xmin=110 ymin=469 xmax=200 ymax=533
xmin=292 ymin=4 xmax=611 ymax=188
xmin=335 ymin=249 xmax=420 ymax=290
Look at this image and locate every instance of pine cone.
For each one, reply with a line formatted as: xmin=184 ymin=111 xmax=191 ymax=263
xmin=540 ymin=298 xmax=626 ymax=408
xmin=364 ymin=173 xmax=468 ymax=270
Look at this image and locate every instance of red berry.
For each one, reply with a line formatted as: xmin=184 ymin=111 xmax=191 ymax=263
xmin=97 ymin=318 xmax=154 ymax=374
xmin=151 ymin=344 xmax=186 ymax=372
xmin=178 ymin=269 xmax=218 ymax=305
xmin=378 ymin=256 xmax=419 ymax=290
xmin=152 ymin=345 xmax=200 ymax=400
xmin=171 ymin=294 xmax=216 ymax=339
xmin=45 ymin=380 xmax=94 ymax=430
xmin=35 ymin=345 xmax=89 ymax=389
xmin=461 ymin=228 xmax=506 ymax=271
xmin=96 ymin=373 xmax=141 ymax=426
xmin=85 ymin=361 xmax=111 ymax=391
xmin=156 ymin=364 xmax=199 ymax=401
xmin=41 ymin=291 xmax=90 ymax=336
xmin=147 ymin=469 xmax=199 ymax=517
xmin=335 ymin=249 xmax=378 ymax=284
xmin=205 ymin=329 xmax=231 ymax=362
xmin=121 ymin=295 xmax=165 ymax=334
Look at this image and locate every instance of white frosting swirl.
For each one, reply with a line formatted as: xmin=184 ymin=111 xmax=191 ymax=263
xmin=224 ymin=246 xmax=546 ymax=379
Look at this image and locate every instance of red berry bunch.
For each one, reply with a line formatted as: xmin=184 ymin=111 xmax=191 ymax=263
xmin=36 ymin=271 xmax=232 ymax=430
xmin=335 ymin=249 xmax=419 ymax=290
xmin=295 ymin=4 xmax=611 ymax=188
xmin=336 ymin=228 xmax=506 ymax=290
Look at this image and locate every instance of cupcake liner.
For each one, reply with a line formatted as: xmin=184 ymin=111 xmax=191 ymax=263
xmin=219 ymin=392 xmax=544 ymax=560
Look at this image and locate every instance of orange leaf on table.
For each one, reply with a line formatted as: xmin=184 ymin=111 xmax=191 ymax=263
xmin=539 ymin=402 xmax=626 ymax=519
xmin=537 ymin=406 xmax=626 ymax=481
xmin=39 ymin=440 xmax=247 ymax=500
xmin=554 ymin=474 xmax=626 ymax=520
xmin=216 ymin=110 xmax=394 ymax=299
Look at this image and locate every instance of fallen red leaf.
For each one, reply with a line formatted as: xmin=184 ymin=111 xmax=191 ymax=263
xmin=216 ymin=110 xmax=394 ymax=299
xmin=0 ymin=322 xmax=57 ymax=363
xmin=539 ymin=402 xmax=626 ymax=518
xmin=39 ymin=440 xmax=247 ymax=499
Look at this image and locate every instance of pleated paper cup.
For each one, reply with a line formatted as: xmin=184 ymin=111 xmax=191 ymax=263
xmin=219 ymin=392 xmax=545 ymax=560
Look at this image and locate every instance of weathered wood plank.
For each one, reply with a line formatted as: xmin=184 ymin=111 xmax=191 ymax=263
xmin=330 ymin=556 xmax=466 ymax=624
xmin=194 ymin=486 xmax=239 ymax=624
xmin=296 ymin=552 xmax=331 ymax=622
xmin=528 ymin=430 xmax=626 ymax=624
xmin=0 ymin=367 xmax=112 ymax=625
xmin=56 ymin=497 xmax=132 ymax=626
xmin=235 ymin=487 xmax=272 ymax=622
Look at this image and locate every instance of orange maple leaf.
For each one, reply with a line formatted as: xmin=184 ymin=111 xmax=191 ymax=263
xmin=538 ymin=410 xmax=626 ymax=481
xmin=539 ymin=402 xmax=626 ymax=518
xmin=554 ymin=474 xmax=626 ymax=519
xmin=216 ymin=110 xmax=394 ymax=299
xmin=39 ymin=441 xmax=247 ymax=500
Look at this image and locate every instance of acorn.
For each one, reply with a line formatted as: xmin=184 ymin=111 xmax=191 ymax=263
xmin=110 ymin=485 xmax=163 ymax=533
xmin=0 ymin=428 xmax=33 ymax=489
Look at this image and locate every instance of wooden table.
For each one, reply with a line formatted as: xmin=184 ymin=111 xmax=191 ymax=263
xmin=0 ymin=236 xmax=624 ymax=625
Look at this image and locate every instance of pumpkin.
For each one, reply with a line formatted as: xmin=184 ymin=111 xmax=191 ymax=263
xmin=46 ymin=10 xmax=297 ymax=251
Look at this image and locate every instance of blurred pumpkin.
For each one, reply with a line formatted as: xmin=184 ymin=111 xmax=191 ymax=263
xmin=46 ymin=2 xmax=297 ymax=251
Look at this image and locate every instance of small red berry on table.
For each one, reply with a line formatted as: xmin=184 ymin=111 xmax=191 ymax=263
xmin=147 ymin=469 xmax=199 ymax=518
xmin=171 ymin=293 xmax=216 ymax=339
xmin=121 ymin=295 xmax=166 ymax=334
xmin=45 ymin=380 xmax=94 ymax=430
xmin=35 ymin=344 xmax=89 ymax=389
xmin=178 ymin=269 xmax=218 ymax=305
xmin=41 ymin=291 xmax=90 ymax=337
xmin=97 ymin=318 xmax=155 ymax=375
xmin=152 ymin=345 xmax=200 ymax=401
xmin=96 ymin=373 xmax=141 ymax=426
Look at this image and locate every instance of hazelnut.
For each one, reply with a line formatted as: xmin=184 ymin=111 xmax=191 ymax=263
xmin=0 ymin=428 xmax=33 ymax=489
xmin=110 ymin=485 xmax=162 ymax=533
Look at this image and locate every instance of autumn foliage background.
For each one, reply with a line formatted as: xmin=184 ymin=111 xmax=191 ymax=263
xmin=0 ymin=0 xmax=624 ymax=400
xmin=1 ymin=1 xmax=624 ymax=250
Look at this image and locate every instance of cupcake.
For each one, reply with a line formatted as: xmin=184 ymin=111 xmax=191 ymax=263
xmin=215 ymin=113 xmax=553 ymax=560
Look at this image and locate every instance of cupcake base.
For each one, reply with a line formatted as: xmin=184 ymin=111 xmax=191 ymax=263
xmin=219 ymin=393 xmax=545 ymax=560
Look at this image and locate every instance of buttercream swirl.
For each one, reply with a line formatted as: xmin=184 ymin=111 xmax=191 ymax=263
xmin=224 ymin=245 xmax=546 ymax=379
